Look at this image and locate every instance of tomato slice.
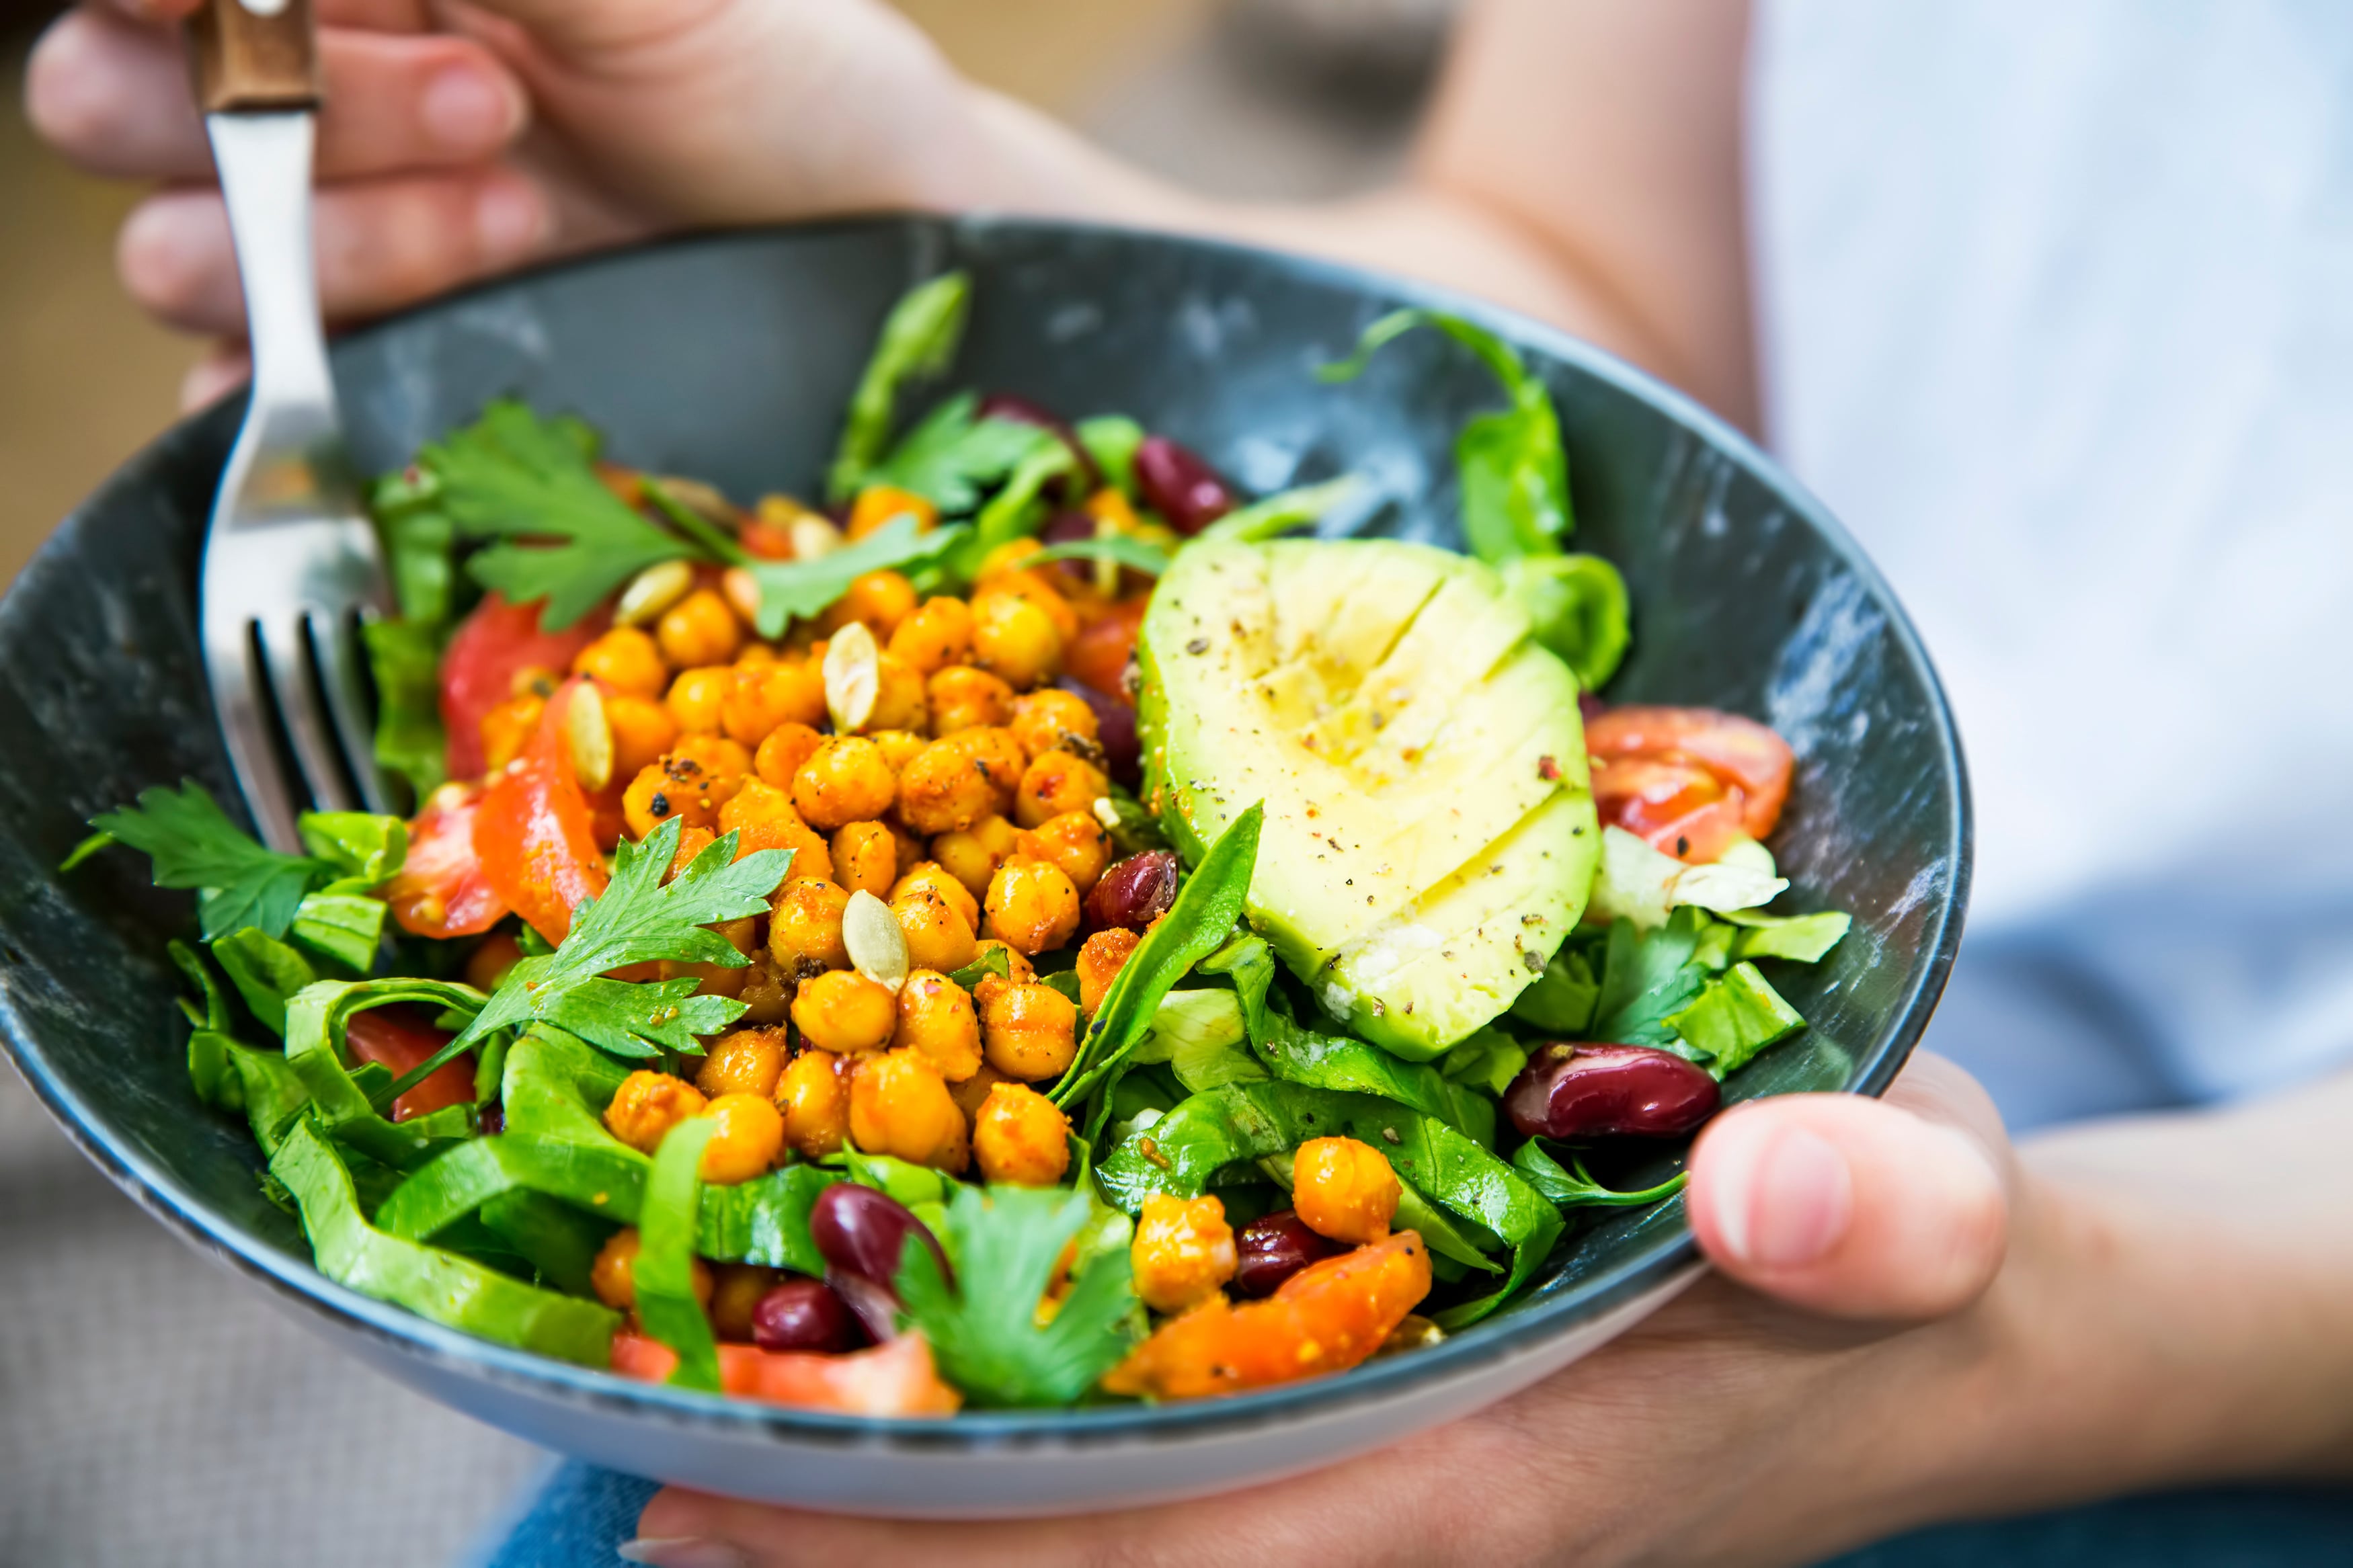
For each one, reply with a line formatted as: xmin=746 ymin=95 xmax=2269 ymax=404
xmin=473 ymin=679 xmax=610 ymax=946
xmin=1589 ymin=756 xmax=1749 ymax=864
xmin=384 ymin=784 xmax=510 ymax=938
xmin=610 ymin=1329 xmax=963 ymax=1415
xmin=440 ymin=593 xmax=609 ymax=781
xmin=344 ymin=1004 xmax=475 ymax=1122
xmin=1585 ymin=705 xmax=1794 ymax=842
xmin=1065 ymin=595 xmax=1147 ymax=704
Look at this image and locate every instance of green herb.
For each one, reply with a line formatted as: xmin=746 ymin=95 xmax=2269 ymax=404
xmin=1024 ymin=534 xmax=1174 ymax=577
xmin=1075 ymin=415 xmax=1145 ymax=497
xmin=1503 ymin=552 xmax=1630 ymax=692
xmin=894 ymin=1184 xmax=1138 ymax=1407
xmin=741 ymin=515 xmax=971 ymax=638
xmin=637 ymin=1117 xmax=722 ymax=1391
xmin=955 ymin=434 xmax=1078 ymax=574
xmin=360 ymin=618 xmax=448 ymax=796
xmin=1190 ymin=476 xmax=1360 ymax=545
xmin=288 ymin=892 xmax=389 ymax=975
xmin=370 ymin=462 xmax=459 ymax=625
xmin=945 ymin=946 xmax=1014 ymax=990
xmin=1436 ymin=1028 xmax=1531 ymax=1100
xmin=1511 ymin=944 xmax=1599 ymax=1034
xmin=284 ymin=980 xmax=485 ymax=1170
xmin=85 ymin=782 xmax=330 ymax=940
xmin=1513 ymin=1140 xmax=1689 ymax=1209
xmin=1665 ymin=960 xmax=1806 ymax=1077
xmin=212 ymin=926 xmax=319 ymax=1036
xmin=1131 ymin=987 xmax=1267 ymax=1093
xmin=828 ymin=272 xmax=975 ymax=502
xmin=1722 ymin=908 xmax=1853 ymax=964
xmin=866 ymin=395 xmax=1052 ymax=515
xmin=1589 ymin=909 xmax=1712 ymax=1048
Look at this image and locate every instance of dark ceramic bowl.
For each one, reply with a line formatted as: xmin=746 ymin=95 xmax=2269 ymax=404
xmin=0 ymin=216 xmax=1968 ymax=1516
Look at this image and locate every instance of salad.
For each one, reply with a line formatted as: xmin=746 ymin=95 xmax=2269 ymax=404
xmin=75 ymin=276 xmax=1849 ymax=1414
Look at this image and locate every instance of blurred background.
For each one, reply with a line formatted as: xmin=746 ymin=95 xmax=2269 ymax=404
xmin=0 ymin=1 xmax=1451 ymax=1563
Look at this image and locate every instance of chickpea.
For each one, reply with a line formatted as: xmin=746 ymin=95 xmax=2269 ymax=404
xmin=932 ymin=814 xmax=1020 ymax=899
xmin=974 ymin=539 xmax=1044 ymax=582
xmin=893 ymin=969 xmax=982 ymax=1081
xmin=832 ymin=821 xmax=898 ymax=898
xmin=886 ymin=597 xmax=973 ymax=675
xmin=1015 ymin=748 xmax=1111 ymax=829
xmin=947 ymin=1061 xmax=1012 ymax=1121
xmin=793 ymin=736 xmax=899 ymax=831
xmin=715 ymin=778 xmax=832 ymax=879
xmin=709 ymin=1263 xmax=779 ymax=1342
xmin=1076 ymin=927 xmax=1141 ymax=1016
xmin=657 ymin=587 xmax=744 ymax=669
xmin=734 ymin=641 xmax=779 ymax=667
xmin=753 ymin=721 xmax=823 ymax=790
xmin=571 ymin=626 xmax=670 ymax=700
xmin=864 ymin=653 xmax=930 ymax=735
xmin=624 ymin=759 xmax=711 ymax=839
xmin=891 ymin=861 xmax=981 ymax=931
xmin=822 ymin=570 xmax=920 ymax=640
xmin=870 ymin=731 xmax=928 ymax=776
xmin=590 ymin=1227 xmax=712 ymax=1313
xmin=607 ymin=694 xmax=681 ymax=783
xmin=1008 ymin=688 xmax=1101 ymax=761
xmin=848 ymin=1050 xmax=969 ymax=1173
xmin=926 ymin=664 xmax=1015 ymax=734
xmin=893 ymin=888 xmax=978 ymax=975
xmin=659 ymin=914 xmax=757 ymax=999
xmin=768 ymin=878 xmax=850 ymax=972
xmin=731 ymin=956 xmax=793 ymax=1028
xmin=695 ymin=1026 xmax=789 ymax=1100
xmin=791 ymin=970 xmax=899 ymax=1054
xmin=980 ymin=980 xmax=1080 ymax=1081
xmin=697 ymin=1092 xmax=786 ymax=1184
xmin=666 ymin=824 xmax=717 ymax=881
xmin=1017 ymin=811 xmax=1113 ymax=895
xmin=971 ymin=1081 xmax=1072 ymax=1187
xmin=846 ymin=485 xmax=939 ymax=542
xmin=895 ymin=737 xmax=1000 ymax=835
xmin=1129 ymin=1194 xmax=1238 ymax=1315
xmin=985 ymin=856 xmax=1081 ymax=956
xmin=971 ymin=591 xmax=1064 ymax=690
xmin=722 ymin=659 xmax=827 ymax=745
xmin=986 ymin=569 xmax=1082 ymax=643
xmin=775 ymin=1048 xmax=851 ymax=1159
xmin=465 ymin=931 xmax=524 ymax=993
xmin=479 ymin=693 xmax=544 ymax=774
xmin=971 ymin=938 xmax=1037 ymax=985
xmin=1291 ymin=1136 xmax=1402 ymax=1245
xmin=666 ymin=665 xmax=733 ymax=734
xmin=603 ymin=1070 xmax=707 ymax=1154
xmin=951 ymin=727 xmax=1028 ymax=809
xmin=670 ymin=733 xmax=753 ymax=809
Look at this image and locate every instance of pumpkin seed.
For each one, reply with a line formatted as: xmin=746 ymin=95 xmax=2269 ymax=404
xmin=824 ymin=621 xmax=880 ymax=733
xmin=842 ymin=890 xmax=909 ymax=993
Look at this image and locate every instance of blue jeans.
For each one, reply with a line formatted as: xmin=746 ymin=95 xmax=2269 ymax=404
xmin=470 ymin=1462 xmax=2353 ymax=1567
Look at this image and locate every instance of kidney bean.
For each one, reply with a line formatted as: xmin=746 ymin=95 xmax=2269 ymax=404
xmin=477 ymin=1102 xmax=504 ymax=1136
xmin=978 ymin=393 xmax=1099 ymax=495
xmin=1084 ymin=850 xmax=1181 ymax=934
xmin=1039 ymin=509 xmax=1096 ymax=546
xmin=1503 ymin=1043 xmax=1721 ymax=1141
xmin=750 ymin=1276 xmax=855 ymax=1354
xmin=1133 ymin=436 xmax=1236 ymax=536
xmin=1231 ymin=1210 xmax=1345 ymax=1299
xmin=1057 ymin=677 xmax=1140 ymax=786
xmin=808 ymin=1183 xmax=950 ymax=1342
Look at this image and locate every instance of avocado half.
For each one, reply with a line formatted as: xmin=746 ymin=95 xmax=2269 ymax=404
xmin=1138 ymin=539 xmax=1599 ymax=1059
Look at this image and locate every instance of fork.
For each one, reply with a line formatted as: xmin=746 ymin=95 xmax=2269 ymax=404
xmin=192 ymin=0 xmax=395 ymax=851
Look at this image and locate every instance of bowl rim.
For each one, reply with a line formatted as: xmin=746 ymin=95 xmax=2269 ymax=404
xmin=0 ymin=210 xmax=1971 ymax=1449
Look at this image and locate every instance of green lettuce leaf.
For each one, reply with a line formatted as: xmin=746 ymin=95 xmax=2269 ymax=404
xmin=828 ymin=272 xmax=976 ymax=501
xmin=637 ymin=1118 xmax=722 ymax=1390
xmin=1665 ymin=960 xmax=1806 ymax=1077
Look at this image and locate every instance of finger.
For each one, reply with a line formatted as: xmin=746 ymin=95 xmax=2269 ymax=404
xmin=29 ymin=9 xmax=527 ymax=182
xmin=182 ymin=343 xmax=251 ymax=411
xmin=1686 ymin=1051 xmax=2010 ymax=1321
xmin=118 ymin=166 xmax=550 ymax=333
xmin=96 ymin=0 xmax=434 ymax=31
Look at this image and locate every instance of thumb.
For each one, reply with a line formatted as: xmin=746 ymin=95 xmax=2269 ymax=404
xmin=1685 ymin=1050 xmax=2011 ymax=1320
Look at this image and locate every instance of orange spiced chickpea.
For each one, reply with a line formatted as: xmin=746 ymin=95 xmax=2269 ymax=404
xmin=571 ymin=626 xmax=670 ymax=700
xmin=1291 ymin=1136 xmax=1402 ymax=1245
xmin=602 ymin=1070 xmax=707 ymax=1154
xmin=893 ymin=888 xmax=979 ymax=975
xmin=1008 ymin=688 xmax=1101 ymax=761
xmin=752 ymin=721 xmax=824 ymax=790
xmin=1014 ymin=748 xmax=1111 ymax=829
xmin=791 ymin=970 xmax=900 ymax=1055
xmin=896 ymin=736 xmax=1000 ymax=835
xmin=657 ymin=587 xmax=742 ymax=668
xmin=722 ymin=659 xmax=827 ymax=745
xmin=1016 ymin=811 xmax=1113 ymax=895
xmin=979 ymin=980 xmax=1080 ymax=1081
xmin=848 ymin=1050 xmax=970 ymax=1172
xmin=886 ymin=596 xmax=973 ymax=675
xmin=694 ymin=1027 xmax=789 ymax=1100
xmin=832 ymin=821 xmax=899 ymax=898
xmin=1076 ymin=927 xmax=1141 ymax=1016
xmin=715 ymin=779 xmax=833 ymax=879
xmin=774 ymin=1048 xmax=851 ymax=1159
xmin=768 ymin=878 xmax=850 ymax=973
xmin=793 ymin=736 xmax=899 ymax=831
xmin=665 ymin=665 xmax=733 ymax=734
xmin=971 ymin=1081 xmax=1071 ymax=1186
xmin=985 ymin=855 xmax=1081 ymax=955
xmin=1129 ymin=1194 xmax=1238 ymax=1315
xmin=892 ymin=969 xmax=982 ymax=1082
xmin=931 ymin=814 xmax=1020 ymax=899
xmin=926 ymin=665 xmax=1015 ymax=734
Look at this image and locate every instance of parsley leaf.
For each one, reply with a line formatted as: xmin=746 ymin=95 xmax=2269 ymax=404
xmin=1589 ymin=907 xmax=1712 ymax=1047
xmin=894 ymin=1184 xmax=1138 ymax=1407
xmin=742 ymin=515 xmax=970 ymax=638
xmin=828 ymin=273 xmax=975 ymax=502
xmin=88 ymin=782 xmax=330 ymax=940
xmin=868 ymin=392 xmax=1054 ymax=514
xmin=425 ymin=400 xmax=707 ymax=630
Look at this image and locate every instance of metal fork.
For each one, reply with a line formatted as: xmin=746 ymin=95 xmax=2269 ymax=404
xmin=192 ymin=0 xmax=393 ymax=851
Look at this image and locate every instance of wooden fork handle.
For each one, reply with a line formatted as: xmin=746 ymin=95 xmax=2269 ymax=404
xmin=190 ymin=0 xmax=321 ymax=114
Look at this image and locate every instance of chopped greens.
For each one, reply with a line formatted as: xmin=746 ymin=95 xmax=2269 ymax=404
xmin=828 ymin=272 xmax=975 ymax=501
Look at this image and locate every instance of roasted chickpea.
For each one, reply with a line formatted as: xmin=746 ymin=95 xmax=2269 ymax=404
xmin=623 ymin=760 xmax=710 ymax=839
xmin=931 ymin=814 xmax=1021 ymax=899
xmin=971 ymin=1081 xmax=1071 ymax=1186
xmin=1076 ymin=926 xmax=1141 ymax=1016
xmin=733 ymin=641 xmax=779 ymax=667
xmin=716 ymin=779 xmax=832 ymax=878
xmin=694 ymin=1093 xmax=786 ymax=1184
xmin=731 ymin=956 xmax=793 ymax=1027
xmin=722 ymin=659 xmax=827 ymax=745
xmin=925 ymin=664 xmax=1015 ymax=734
xmin=465 ymin=931 xmax=524 ymax=993
xmin=1130 ymin=1194 xmax=1237 ymax=1315
xmin=822 ymin=570 xmax=920 ymax=640
xmin=657 ymin=587 xmax=743 ymax=669
xmin=986 ymin=569 xmax=1082 ymax=644
xmin=893 ymin=969 xmax=982 ymax=1081
xmin=895 ymin=737 xmax=1000 ymax=835
xmin=695 ymin=1026 xmax=789 ymax=1100
xmin=1017 ymin=811 xmax=1113 ymax=895
xmin=1291 ymin=1136 xmax=1401 ymax=1245
xmin=873 ymin=734 xmax=928 ymax=777
xmin=479 ymin=694 xmax=544 ymax=774
xmin=666 ymin=824 xmax=718 ymax=881
xmin=980 ymin=980 xmax=1079 ymax=1080
xmin=886 ymin=597 xmax=973 ymax=675
xmin=603 ymin=1070 xmax=707 ymax=1154
xmin=846 ymin=485 xmax=939 ymax=542
xmin=892 ymin=889 xmax=978 ymax=975
xmin=709 ymin=1263 xmax=779 ymax=1342
xmin=970 ymin=938 xmax=1037 ymax=985
xmin=848 ymin=1050 xmax=969 ymax=1172
xmin=832 ymin=821 xmax=898 ymax=898
xmin=791 ymin=970 xmax=899 ymax=1054
xmin=775 ymin=1048 xmax=850 ymax=1158
xmin=768 ymin=878 xmax=850 ymax=971
xmin=571 ymin=626 xmax=669 ymax=699
xmin=971 ymin=590 xmax=1064 ymax=690
xmin=863 ymin=653 xmax=930 ymax=735
xmin=753 ymin=722 xmax=824 ymax=790
xmin=1008 ymin=688 xmax=1101 ymax=761
xmin=659 ymin=914 xmax=756 ymax=1000
xmin=985 ymin=856 xmax=1081 ymax=955
xmin=590 ymin=1227 xmax=712 ymax=1313
xmin=607 ymin=694 xmax=681 ymax=783
xmin=973 ymin=539 xmax=1044 ymax=582
xmin=666 ymin=665 xmax=733 ymax=734
xmin=891 ymin=861 xmax=981 ymax=931
xmin=670 ymin=733 xmax=753 ymax=809
xmin=793 ymin=736 xmax=898 ymax=831
xmin=951 ymin=727 xmax=1028 ymax=808
xmin=1015 ymin=748 xmax=1110 ymax=829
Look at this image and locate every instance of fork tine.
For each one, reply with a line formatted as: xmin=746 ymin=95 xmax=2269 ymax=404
xmin=310 ymin=608 xmax=393 ymax=815
xmin=207 ymin=619 xmax=305 ymax=853
xmin=257 ymin=612 xmax=359 ymax=816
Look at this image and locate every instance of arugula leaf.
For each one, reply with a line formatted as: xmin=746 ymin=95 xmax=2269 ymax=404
xmin=828 ymin=272 xmax=975 ymax=502
xmin=89 ymin=782 xmax=329 ymax=940
xmin=1074 ymin=415 xmax=1145 ymax=497
xmin=742 ymin=514 xmax=970 ymax=638
xmin=1131 ymin=988 xmax=1267 ymax=1093
xmin=1025 ymin=535 xmax=1174 ymax=577
xmin=425 ymin=400 xmax=704 ymax=630
xmin=1665 ymin=960 xmax=1806 ymax=1077
xmin=213 ymin=927 xmax=319 ymax=1036
xmin=1589 ymin=909 xmax=1711 ymax=1048
xmin=1191 ymin=475 xmax=1361 ymax=545
xmin=1503 ymin=552 xmax=1630 ymax=692
xmin=1513 ymin=1140 xmax=1689 ymax=1209
xmin=866 ymin=393 xmax=1052 ymax=515
xmin=894 ymin=1184 xmax=1138 ymax=1407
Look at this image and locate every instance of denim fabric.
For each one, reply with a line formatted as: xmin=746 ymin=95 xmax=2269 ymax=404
xmin=469 ymin=1462 xmax=661 ymax=1568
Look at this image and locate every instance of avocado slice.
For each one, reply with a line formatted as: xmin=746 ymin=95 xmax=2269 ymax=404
xmin=1140 ymin=540 xmax=1599 ymax=1058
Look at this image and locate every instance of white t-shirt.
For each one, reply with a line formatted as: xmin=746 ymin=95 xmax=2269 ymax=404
xmin=1749 ymin=0 xmax=2353 ymax=1126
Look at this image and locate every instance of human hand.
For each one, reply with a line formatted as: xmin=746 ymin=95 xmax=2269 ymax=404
xmin=621 ymin=1053 xmax=2019 ymax=1568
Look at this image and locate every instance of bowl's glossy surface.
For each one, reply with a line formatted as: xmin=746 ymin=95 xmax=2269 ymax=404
xmin=0 ymin=216 xmax=1967 ymax=1516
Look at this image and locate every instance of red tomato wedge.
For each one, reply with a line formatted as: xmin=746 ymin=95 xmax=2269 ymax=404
xmin=344 ymin=1004 xmax=474 ymax=1122
xmin=1065 ymin=596 xmax=1147 ymax=704
xmin=473 ymin=679 xmax=609 ymax=946
xmin=384 ymin=784 xmax=509 ymax=938
xmin=1585 ymin=706 xmax=1795 ymax=845
xmin=1589 ymin=755 xmax=1751 ymax=865
xmin=440 ymin=593 xmax=609 ymax=781
xmin=610 ymin=1330 xmax=963 ymax=1416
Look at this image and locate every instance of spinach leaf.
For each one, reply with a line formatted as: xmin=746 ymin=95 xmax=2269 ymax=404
xmin=637 ymin=1118 xmax=721 ymax=1391
xmin=1502 ymin=552 xmax=1630 ymax=692
xmin=1665 ymin=960 xmax=1806 ymax=1077
xmin=1513 ymin=1140 xmax=1688 ymax=1209
xmin=1590 ymin=909 xmax=1711 ymax=1047
xmin=283 ymin=978 xmax=486 ymax=1171
xmin=1131 ymin=988 xmax=1267 ymax=1093
xmin=212 ymin=926 xmax=319 ymax=1036
xmin=828 ymin=272 xmax=975 ymax=502
xmin=865 ymin=395 xmax=1051 ymax=515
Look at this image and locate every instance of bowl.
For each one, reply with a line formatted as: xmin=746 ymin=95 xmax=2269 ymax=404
xmin=0 ymin=215 xmax=1968 ymax=1516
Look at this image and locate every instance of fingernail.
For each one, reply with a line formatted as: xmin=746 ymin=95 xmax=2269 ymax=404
xmin=475 ymin=177 xmax=547 ymax=261
xmin=422 ymin=66 xmax=522 ymax=149
xmin=616 ymin=1539 xmax=750 ymax=1568
xmin=1736 ymin=1125 xmax=1853 ymax=1268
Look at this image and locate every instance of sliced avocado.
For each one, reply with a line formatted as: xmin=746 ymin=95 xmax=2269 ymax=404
xmin=1140 ymin=539 xmax=1599 ymax=1058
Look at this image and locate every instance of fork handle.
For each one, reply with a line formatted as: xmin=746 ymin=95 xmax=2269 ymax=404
xmin=190 ymin=0 xmax=321 ymax=114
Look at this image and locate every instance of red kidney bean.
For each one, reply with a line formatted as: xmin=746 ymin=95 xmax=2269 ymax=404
xmin=1056 ymin=677 xmax=1140 ymax=786
xmin=477 ymin=1102 xmax=504 ymax=1136
xmin=1083 ymin=850 xmax=1180 ymax=934
xmin=1039 ymin=509 xmax=1096 ymax=546
xmin=750 ymin=1276 xmax=855 ymax=1354
xmin=808 ymin=1183 xmax=949 ymax=1342
xmin=1232 ymin=1210 xmax=1345 ymax=1298
xmin=1133 ymin=436 xmax=1236 ymax=535
xmin=1504 ymin=1043 xmax=1721 ymax=1141
xmin=979 ymin=393 xmax=1099 ymax=495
